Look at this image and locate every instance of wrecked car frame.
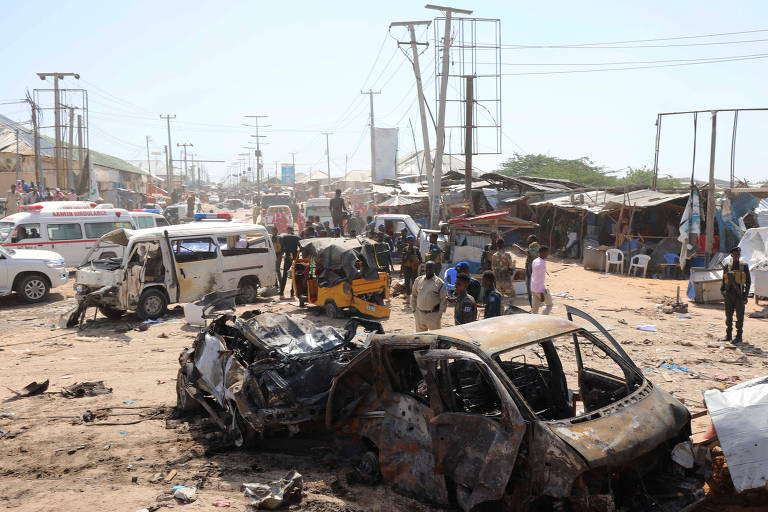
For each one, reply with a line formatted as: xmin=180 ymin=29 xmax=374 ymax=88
xmin=325 ymin=306 xmax=704 ymax=511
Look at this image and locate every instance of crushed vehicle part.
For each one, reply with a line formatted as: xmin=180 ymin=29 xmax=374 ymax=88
xmin=242 ymin=470 xmax=303 ymax=509
xmin=61 ymin=381 xmax=112 ymax=398
xmin=327 ymin=307 xmax=706 ymax=511
xmin=176 ymin=300 xmax=382 ymax=444
xmin=6 ymin=379 xmax=49 ymax=399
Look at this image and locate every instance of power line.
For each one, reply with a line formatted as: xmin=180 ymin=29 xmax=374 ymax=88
xmin=498 ymin=51 xmax=768 ymax=66
xmin=503 ymin=27 xmax=768 ymax=49
xmin=500 ymin=53 xmax=768 ymax=76
xmin=503 ymin=36 xmax=768 ymax=50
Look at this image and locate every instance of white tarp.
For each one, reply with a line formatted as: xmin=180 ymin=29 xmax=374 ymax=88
xmin=737 ymin=227 xmax=768 ymax=270
xmin=373 ymin=127 xmax=398 ymax=183
xmin=704 ymin=374 xmax=768 ymax=492
xmin=678 ymin=189 xmax=701 ymax=268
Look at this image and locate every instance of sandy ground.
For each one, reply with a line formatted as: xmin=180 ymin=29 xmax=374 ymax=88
xmin=1 ymin=217 xmax=767 ymax=511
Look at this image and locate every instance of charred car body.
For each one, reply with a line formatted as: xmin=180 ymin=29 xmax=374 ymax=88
xmin=176 ymin=309 xmax=382 ymax=445
xmin=177 ymin=306 xmax=704 ymax=511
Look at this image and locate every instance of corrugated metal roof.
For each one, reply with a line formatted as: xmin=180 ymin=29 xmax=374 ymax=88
xmin=530 ymin=188 xmax=689 ymax=213
xmin=376 ymin=195 xmax=426 ymax=207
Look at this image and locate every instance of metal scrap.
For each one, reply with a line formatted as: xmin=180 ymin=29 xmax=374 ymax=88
xmin=242 ymin=470 xmax=303 ymax=509
xmin=61 ymin=381 xmax=112 ymax=398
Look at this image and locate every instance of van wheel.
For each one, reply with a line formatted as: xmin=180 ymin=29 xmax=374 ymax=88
xmin=137 ymin=289 xmax=167 ymax=320
xmin=325 ymin=301 xmax=339 ymax=319
xmin=17 ymin=274 xmax=50 ymax=303
xmin=237 ymin=280 xmax=259 ymax=304
xmin=98 ymin=305 xmax=125 ymax=319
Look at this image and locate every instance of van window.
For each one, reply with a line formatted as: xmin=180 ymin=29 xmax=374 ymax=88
xmin=13 ymin=223 xmax=42 ymax=243
xmin=155 ymin=217 xmax=169 ymax=227
xmin=85 ymin=221 xmax=133 ymax=238
xmin=134 ymin=216 xmax=155 ymax=229
xmin=217 ymin=233 xmax=269 ymax=256
xmin=47 ymin=223 xmax=83 ymax=241
xmin=172 ymin=237 xmax=218 ymax=263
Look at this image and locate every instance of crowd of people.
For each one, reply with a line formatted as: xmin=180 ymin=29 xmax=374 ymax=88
xmin=6 ymin=180 xmax=79 ymax=215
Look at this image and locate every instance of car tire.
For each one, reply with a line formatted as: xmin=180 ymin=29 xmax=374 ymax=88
xmin=237 ymin=279 xmax=259 ymax=304
xmin=176 ymin=368 xmax=201 ymax=413
xmin=137 ymin=288 xmax=168 ymax=320
xmin=17 ymin=274 xmax=50 ymax=303
xmin=98 ymin=305 xmax=126 ymax=320
xmin=325 ymin=300 xmax=339 ymax=319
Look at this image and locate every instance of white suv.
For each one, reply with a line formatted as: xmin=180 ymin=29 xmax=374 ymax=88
xmin=0 ymin=245 xmax=69 ymax=302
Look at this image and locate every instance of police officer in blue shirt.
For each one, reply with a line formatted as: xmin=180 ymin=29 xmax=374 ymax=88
xmin=454 ymin=274 xmax=478 ymax=325
xmin=482 ymin=270 xmax=502 ymax=319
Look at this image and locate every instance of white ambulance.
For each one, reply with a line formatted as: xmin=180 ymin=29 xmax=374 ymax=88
xmin=0 ymin=205 xmax=135 ymax=267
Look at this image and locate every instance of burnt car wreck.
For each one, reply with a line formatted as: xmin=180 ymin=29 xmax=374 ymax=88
xmin=177 ymin=305 xmax=706 ymax=511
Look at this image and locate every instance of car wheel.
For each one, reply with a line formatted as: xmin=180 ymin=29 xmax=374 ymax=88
xmin=325 ymin=300 xmax=339 ymax=319
xmin=176 ymin=368 xmax=201 ymax=413
xmin=237 ymin=280 xmax=259 ymax=304
xmin=17 ymin=274 xmax=50 ymax=303
xmin=98 ymin=305 xmax=126 ymax=319
xmin=137 ymin=289 xmax=168 ymax=320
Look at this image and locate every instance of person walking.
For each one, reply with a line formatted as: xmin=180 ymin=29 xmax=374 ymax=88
xmin=411 ymin=261 xmax=447 ymax=331
xmin=374 ymin=232 xmax=394 ymax=273
xmin=270 ymin=226 xmax=283 ymax=287
xmin=186 ymin=193 xmax=196 ymax=219
xmin=721 ymin=246 xmax=751 ymax=344
xmin=530 ymin=245 xmax=553 ymax=315
xmin=481 ymin=232 xmax=499 ymax=271
xmin=482 ymin=271 xmax=503 ymax=319
xmin=517 ymin=235 xmax=540 ymax=306
xmin=279 ymin=226 xmax=301 ymax=298
xmin=455 ymin=261 xmax=482 ymax=302
xmin=453 ymin=274 xmax=478 ymax=325
xmin=6 ymin=184 xmax=21 ymax=215
xmin=330 ymin=189 xmax=348 ymax=230
xmin=426 ymin=232 xmax=443 ymax=276
xmin=400 ymin=236 xmax=422 ymax=296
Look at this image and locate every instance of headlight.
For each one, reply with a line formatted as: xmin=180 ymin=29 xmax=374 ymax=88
xmin=45 ymin=259 xmax=65 ymax=268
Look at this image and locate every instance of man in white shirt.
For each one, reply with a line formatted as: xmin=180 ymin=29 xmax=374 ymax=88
xmin=530 ymin=245 xmax=553 ymax=315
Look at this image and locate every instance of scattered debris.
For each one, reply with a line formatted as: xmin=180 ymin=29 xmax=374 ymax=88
xmin=671 ymin=441 xmax=695 ymax=468
xmin=173 ymin=485 xmax=197 ymax=502
xmin=243 ymin=470 xmax=303 ymax=509
xmin=149 ymin=473 xmax=163 ymax=483
xmin=123 ymin=400 xmax=136 ymax=405
xmin=0 ymin=412 xmax=14 ymax=419
xmin=60 ymin=381 xmax=112 ymax=398
xmin=164 ymin=469 xmax=177 ymax=482
xmin=212 ymin=500 xmax=231 ymax=507
xmin=659 ymin=363 xmax=695 ymax=373
xmin=636 ymin=323 xmax=657 ymax=332
xmin=713 ymin=374 xmax=740 ymax=383
xmin=5 ymin=379 xmax=49 ymax=399
xmin=704 ymin=374 xmax=768 ymax=493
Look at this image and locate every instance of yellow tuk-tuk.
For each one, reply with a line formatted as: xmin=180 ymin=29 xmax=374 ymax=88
xmin=292 ymin=238 xmax=390 ymax=319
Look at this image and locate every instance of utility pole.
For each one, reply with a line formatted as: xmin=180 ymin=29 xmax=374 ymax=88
xmin=37 ymin=72 xmax=79 ymax=189
xmin=244 ymin=115 xmax=269 ymax=200
xmin=15 ymin=128 xmax=20 ymax=181
xmin=177 ymin=142 xmax=193 ymax=193
xmin=651 ymin=114 xmax=662 ymax=190
xmin=322 ymin=132 xmax=333 ymax=186
xmin=391 ymin=20 xmax=432 ymax=208
xmin=67 ymin=106 xmax=75 ymax=189
xmin=705 ymin=111 xmax=717 ymax=262
xmin=160 ymin=115 xmax=176 ymax=193
xmin=361 ymin=90 xmax=381 ymax=184
xmin=30 ymin=100 xmax=42 ymax=188
xmin=145 ymin=136 xmax=152 ymax=189
xmin=425 ymin=5 xmax=472 ymax=228
xmin=464 ymin=75 xmax=474 ymax=211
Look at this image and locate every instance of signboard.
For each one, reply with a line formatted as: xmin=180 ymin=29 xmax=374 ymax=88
xmin=374 ymin=127 xmax=398 ymax=183
xmin=281 ymin=164 xmax=295 ymax=184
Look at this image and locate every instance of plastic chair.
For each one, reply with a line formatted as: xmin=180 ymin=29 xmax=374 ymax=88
xmin=662 ymin=253 xmax=681 ymax=278
xmin=444 ymin=267 xmax=457 ymax=291
xmin=628 ymin=254 xmax=651 ymax=277
xmin=605 ymin=248 xmax=624 ymax=274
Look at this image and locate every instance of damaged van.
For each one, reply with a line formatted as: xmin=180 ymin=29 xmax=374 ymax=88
xmin=68 ymin=223 xmax=276 ymax=323
xmin=326 ymin=306 xmax=705 ymax=511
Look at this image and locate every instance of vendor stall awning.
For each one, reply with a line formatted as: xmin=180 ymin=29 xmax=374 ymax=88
xmin=530 ymin=188 xmax=690 ymax=214
xmin=448 ymin=211 xmax=538 ymax=229
xmin=376 ymin=195 xmax=427 ymax=207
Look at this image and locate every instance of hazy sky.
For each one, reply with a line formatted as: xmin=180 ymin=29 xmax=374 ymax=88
xmin=2 ymin=1 xmax=768 ymax=183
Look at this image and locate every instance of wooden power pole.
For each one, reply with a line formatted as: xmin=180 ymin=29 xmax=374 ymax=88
xmin=705 ymin=111 xmax=717 ymax=261
xmin=464 ymin=75 xmax=474 ymax=212
xmin=361 ymin=90 xmax=380 ymax=184
xmin=36 ymin=72 xmax=79 ymax=188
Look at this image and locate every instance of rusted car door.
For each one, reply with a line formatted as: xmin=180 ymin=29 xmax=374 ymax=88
xmin=415 ymin=349 xmax=526 ymax=512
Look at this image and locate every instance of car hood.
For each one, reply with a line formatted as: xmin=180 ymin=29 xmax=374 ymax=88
xmin=548 ymin=383 xmax=690 ymax=468
xmin=8 ymin=249 xmax=64 ymax=261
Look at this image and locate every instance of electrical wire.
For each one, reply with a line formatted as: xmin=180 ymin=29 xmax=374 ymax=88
xmin=498 ymin=51 xmax=768 ymax=66
xmin=500 ymin=53 xmax=768 ymax=75
xmin=503 ymin=37 xmax=768 ymax=50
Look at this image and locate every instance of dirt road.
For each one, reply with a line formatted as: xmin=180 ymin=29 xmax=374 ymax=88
xmin=1 ymin=254 xmax=767 ymax=511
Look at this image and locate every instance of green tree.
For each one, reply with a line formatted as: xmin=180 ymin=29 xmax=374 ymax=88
xmin=497 ymin=153 xmax=617 ymax=187
xmin=618 ymin=167 xmax=680 ymax=189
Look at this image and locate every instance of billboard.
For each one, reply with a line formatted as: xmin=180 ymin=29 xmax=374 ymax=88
xmin=281 ymin=164 xmax=295 ymax=184
xmin=374 ymin=127 xmax=398 ymax=183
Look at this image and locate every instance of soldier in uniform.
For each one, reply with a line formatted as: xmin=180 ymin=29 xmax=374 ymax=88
xmin=400 ymin=236 xmax=422 ymax=296
xmin=481 ymin=232 xmax=499 ymax=271
xmin=492 ymin=239 xmax=515 ymax=297
xmin=454 ymin=274 xmax=478 ymax=325
xmin=482 ymin=271 xmax=502 ymax=319
xmin=411 ymin=261 xmax=447 ymax=331
xmin=426 ymin=232 xmax=443 ymax=276
xmin=721 ymin=246 xmax=751 ymax=344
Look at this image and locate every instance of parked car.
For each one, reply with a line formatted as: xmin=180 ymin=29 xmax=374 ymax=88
xmin=224 ymin=198 xmax=246 ymax=210
xmin=0 ymin=245 xmax=69 ymax=302
xmin=67 ymin=223 xmax=277 ymax=323
xmin=373 ymin=213 xmax=444 ymax=257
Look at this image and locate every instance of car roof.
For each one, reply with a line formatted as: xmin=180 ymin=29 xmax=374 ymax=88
xmin=429 ymin=314 xmax=581 ymax=356
xmin=119 ymin=222 xmax=268 ymax=242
